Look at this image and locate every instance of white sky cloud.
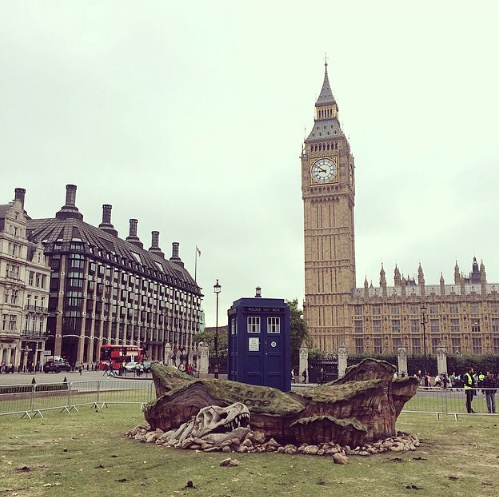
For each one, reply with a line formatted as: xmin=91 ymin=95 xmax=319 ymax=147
xmin=1 ymin=0 xmax=498 ymax=326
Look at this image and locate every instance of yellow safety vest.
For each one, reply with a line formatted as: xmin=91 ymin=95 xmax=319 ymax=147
xmin=464 ymin=372 xmax=473 ymax=390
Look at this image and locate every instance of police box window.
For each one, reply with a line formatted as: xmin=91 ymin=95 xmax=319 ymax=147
xmin=247 ymin=316 xmax=260 ymax=333
xmin=267 ymin=317 xmax=280 ymax=333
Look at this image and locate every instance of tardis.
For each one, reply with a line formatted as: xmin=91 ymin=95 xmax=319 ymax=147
xmin=227 ymin=289 xmax=291 ymax=391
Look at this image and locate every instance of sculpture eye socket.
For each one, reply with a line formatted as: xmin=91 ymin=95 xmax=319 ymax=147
xmin=219 ymin=412 xmax=228 ymax=420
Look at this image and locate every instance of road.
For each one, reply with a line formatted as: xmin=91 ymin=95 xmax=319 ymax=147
xmin=0 ymin=370 xmax=153 ymax=386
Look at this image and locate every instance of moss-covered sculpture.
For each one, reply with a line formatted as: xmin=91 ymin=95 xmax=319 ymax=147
xmin=144 ymin=358 xmax=418 ymax=446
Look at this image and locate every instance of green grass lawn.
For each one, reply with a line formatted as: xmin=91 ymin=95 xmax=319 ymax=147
xmin=1 ymin=405 xmax=498 ymax=497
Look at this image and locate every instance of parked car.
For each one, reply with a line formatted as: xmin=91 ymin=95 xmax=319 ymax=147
xmin=124 ymin=361 xmax=139 ymax=372
xmin=43 ymin=359 xmax=71 ymax=373
xmin=142 ymin=360 xmax=153 ymax=373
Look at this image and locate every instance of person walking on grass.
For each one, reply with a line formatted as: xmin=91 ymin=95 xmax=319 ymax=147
xmin=464 ymin=367 xmax=476 ymax=413
xmin=482 ymin=371 xmax=498 ymax=414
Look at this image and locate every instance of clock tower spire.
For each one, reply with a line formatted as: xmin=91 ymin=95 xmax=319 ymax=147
xmin=301 ymin=63 xmax=356 ymax=353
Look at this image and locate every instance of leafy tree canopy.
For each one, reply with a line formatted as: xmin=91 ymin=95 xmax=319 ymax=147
xmin=287 ymin=298 xmax=312 ymax=368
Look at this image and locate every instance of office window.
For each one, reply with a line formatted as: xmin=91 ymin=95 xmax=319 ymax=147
xmin=451 ymin=338 xmax=461 ymax=354
xmin=354 ymin=320 xmax=363 ymax=333
xmin=430 ymin=319 xmax=439 ymax=333
xmin=472 ymin=337 xmax=482 ymax=354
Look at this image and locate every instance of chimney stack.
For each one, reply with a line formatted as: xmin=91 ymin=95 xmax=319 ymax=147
xmin=98 ymin=204 xmax=118 ymax=237
xmin=170 ymin=242 xmax=184 ymax=267
xmin=149 ymin=231 xmax=165 ymax=257
xmin=126 ymin=219 xmax=143 ymax=248
xmin=56 ymin=184 xmax=83 ymax=220
xmin=14 ymin=188 xmax=26 ymax=207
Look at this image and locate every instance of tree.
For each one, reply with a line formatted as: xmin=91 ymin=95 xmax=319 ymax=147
xmin=287 ymin=299 xmax=311 ymax=368
xmin=192 ymin=330 xmax=228 ymax=358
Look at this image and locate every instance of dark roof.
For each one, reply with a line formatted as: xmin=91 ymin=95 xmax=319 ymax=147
xmin=0 ymin=203 xmax=12 ymax=231
xmin=306 ymin=118 xmax=344 ymax=142
xmin=316 ymin=63 xmax=336 ymax=106
xmin=306 ymin=63 xmax=344 ymax=142
xmin=27 ymin=216 xmax=201 ymax=295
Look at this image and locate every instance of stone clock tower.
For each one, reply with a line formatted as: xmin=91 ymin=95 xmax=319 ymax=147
xmin=301 ymin=63 xmax=356 ymax=352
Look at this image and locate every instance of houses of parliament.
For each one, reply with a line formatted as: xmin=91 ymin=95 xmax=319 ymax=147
xmin=302 ymin=64 xmax=499 ymax=356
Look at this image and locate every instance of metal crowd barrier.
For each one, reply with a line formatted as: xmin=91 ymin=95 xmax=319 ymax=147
xmin=1 ymin=381 xmax=497 ymax=420
xmin=0 ymin=379 xmax=155 ymax=418
xmin=402 ymin=386 xmax=499 ymax=419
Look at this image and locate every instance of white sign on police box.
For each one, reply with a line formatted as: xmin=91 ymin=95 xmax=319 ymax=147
xmin=248 ymin=337 xmax=259 ymax=352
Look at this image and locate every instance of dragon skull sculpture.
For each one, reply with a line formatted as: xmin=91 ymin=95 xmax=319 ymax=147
xmin=161 ymin=402 xmax=250 ymax=445
xmin=146 ymin=359 xmax=420 ymax=447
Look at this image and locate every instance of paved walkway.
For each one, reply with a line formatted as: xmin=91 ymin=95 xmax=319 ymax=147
xmin=0 ymin=370 xmax=152 ymax=385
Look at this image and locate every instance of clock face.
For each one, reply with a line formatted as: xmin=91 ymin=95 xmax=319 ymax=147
xmin=311 ymin=157 xmax=337 ymax=183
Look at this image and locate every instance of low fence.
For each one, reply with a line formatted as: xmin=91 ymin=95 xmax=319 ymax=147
xmin=0 ymin=379 xmax=155 ymax=418
xmin=403 ymin=386 xmax=498 ymax=418
xmin=0 ymin=380 xmax=497 ymax=420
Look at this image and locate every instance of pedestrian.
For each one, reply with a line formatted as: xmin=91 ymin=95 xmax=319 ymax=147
xmin=464 ymin=367 xmax=476 ymax=413
xmin=434 ymin=374 xmax=442 ymax=388
xmin=482 ymin=371 xmax=497 ymax=414
xmin=424 ymin=371 xmax=431 ymax=388
xmin=319 ymin=368 xmax=327 ymax=384
xmin=302 ymin=369 xmax=308 ymax=384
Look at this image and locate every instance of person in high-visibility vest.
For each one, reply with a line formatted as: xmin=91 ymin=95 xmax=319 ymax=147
xmin=464 ymin=367 xmax=476 ymax=413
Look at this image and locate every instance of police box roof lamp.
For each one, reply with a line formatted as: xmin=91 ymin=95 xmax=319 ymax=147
xmin=255 ymin=286 xmax=262 ymax=298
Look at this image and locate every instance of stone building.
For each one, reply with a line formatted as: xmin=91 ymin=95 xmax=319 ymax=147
xmin=1 ymin=185 xmax=202 ymax=367
xmin=0 ymin=189 xmax=50 ymax=370
xmin=302 ymin=64 xmax=499 ymax=355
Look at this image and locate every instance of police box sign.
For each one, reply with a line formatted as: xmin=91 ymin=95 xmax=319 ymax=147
xmin=243 ymin=306 xmax=285 ymax=313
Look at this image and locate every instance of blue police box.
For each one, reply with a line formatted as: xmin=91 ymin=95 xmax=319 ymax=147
xmin=227 ymin=288 xmax=291 ymax=391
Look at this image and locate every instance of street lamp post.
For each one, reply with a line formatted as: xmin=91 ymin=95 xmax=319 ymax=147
xmin=213 ymin=279 xmax=221 ymax=379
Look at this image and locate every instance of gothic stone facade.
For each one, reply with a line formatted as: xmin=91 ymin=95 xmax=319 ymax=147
xmin=302 ymin=66 xmax=499 ymax=355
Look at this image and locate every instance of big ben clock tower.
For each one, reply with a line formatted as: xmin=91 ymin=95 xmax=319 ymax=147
xmin=302 ymin=62 xmax=356 ymax=352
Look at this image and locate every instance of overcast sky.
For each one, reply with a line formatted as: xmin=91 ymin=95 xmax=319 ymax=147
xmin=1 ymin=1 xmax=498 ymax=327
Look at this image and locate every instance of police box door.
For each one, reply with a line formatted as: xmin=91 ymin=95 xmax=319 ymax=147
xmin=264 ymin=315 xmax=284 ymax=389
xmin=245 ymin=314 xmax=285 ymax=390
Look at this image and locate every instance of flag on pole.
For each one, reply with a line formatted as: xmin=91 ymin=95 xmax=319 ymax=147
xmin=196 ymin=246 xmax=201 ymax=257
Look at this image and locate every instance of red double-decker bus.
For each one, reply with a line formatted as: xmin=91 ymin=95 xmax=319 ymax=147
xmin=99 ymin=344 xmax=143 ymax=371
